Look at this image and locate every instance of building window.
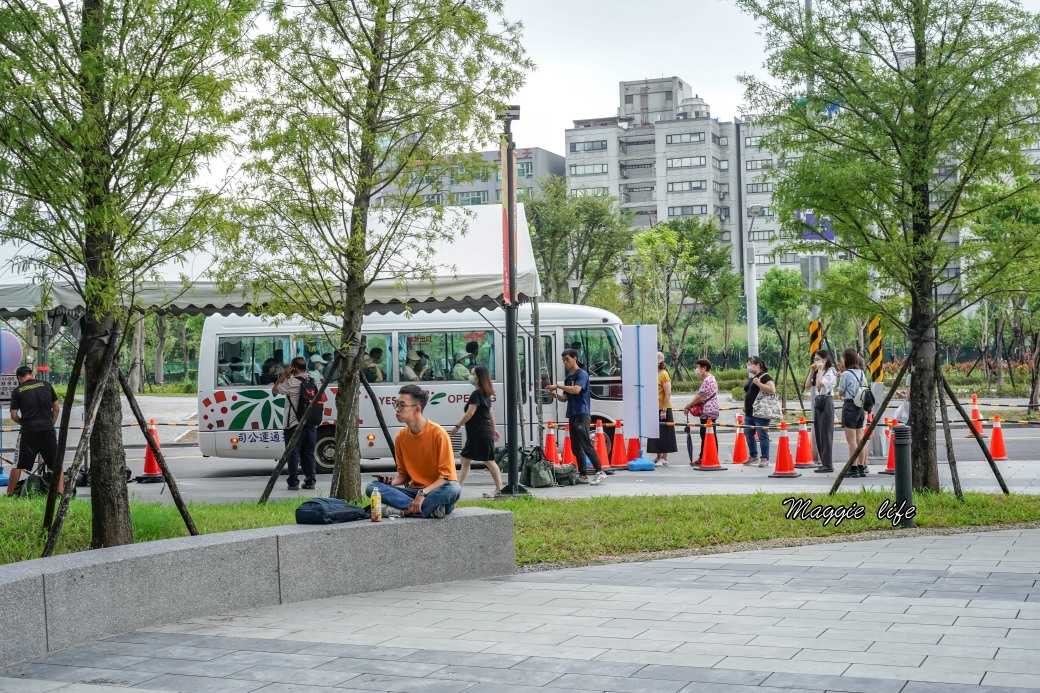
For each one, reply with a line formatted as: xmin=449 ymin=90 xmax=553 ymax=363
xmin=747 ymin=182 xmax=773 ymax=194
xmin=570 ymin=140 xmax=608 ymax=153
xmin=625 ymin=94 xmax=634 ymax=105
xmin=754 ymin=254 xmax=775 ymax=265
xmin=666 ymin=180 xmax=707 ymax=192
xmin=745 ymin=159 xmax=773 ymax=170
xmin=666 ymin=156 xmax=706 ymax=168
xmin=781 ymin=252 xmax=799 ymax=264
xmin=421 ymin=192 xmax=445 ymax=206
xmin=665 ymin=132 xmax=705 ymax=144
xmin=665 ymin=90 xmax=674 ymax=100
xmin=760 ymin=206 xmax=775 ymax=217
xmin=454 ymin=190 xmax=488 ymax=206
xmin=570 ymin=187 xmax=610 ymax=197
xmin=744 ymin=135 xmax=763 ymax=147
xmin=712 ymin=157 xmax=729 ymax=171
xmin=713 ymin=181 xmax=730 ymax=195
xmin=668 ymin=205 xmax=708 ymax=217
xmin=714 ymin=205 xmax=730 ymax=220
xmin=712 ymin=134 xmax=728 ymax=146
xmin=517 ymin=161 xmax=533 ymax=178
xmin=749 ymin=230 xmax=774 ymax=241
xmin=569 ymin=163 xmax=608 ymax=176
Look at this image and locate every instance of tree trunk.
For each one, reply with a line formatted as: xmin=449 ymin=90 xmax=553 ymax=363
xmin=154 ymin=314 xmax=167 ymax=386
xmin=994 ymin=312 xmax=1004 ymax=394
xmin=908 ymin=296 xmax=940 ymax=493
xmin=129 ymin=312 xmax=145 ymax=392
xmin=331 ymin=306 xmax=365 ymax=502
xmin=84 ymin=318 xmax=133 ymax=548
xmin=1030 ymin=330 xmax=1040 ymax=408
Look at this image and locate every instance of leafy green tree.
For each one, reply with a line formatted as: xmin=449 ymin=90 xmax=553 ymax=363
xmin=220 ymin=0 xmax=529 ymax=500
xmin=0 ymin=0 xmax=253 ymax=545
xmin=758 ymin=267 xmax=806 ymax=406
xmin=737 ymin=0 xmax=1040 ymax=491
xmin=525 ymin=176 xmax=633 ymax=303
xmin=630 ymin=217 xmax=737 ymax=379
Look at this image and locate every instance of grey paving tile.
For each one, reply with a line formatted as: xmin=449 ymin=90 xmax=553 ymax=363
xmin=760 ymin=671 xmax=905 ymax=692
xmin=329 ymin=672 xmax=475 ymax=692
xmin=65 ymin=642 xmax=161 ymax=658
xmin=461 ymin=685 xmax=598 ymax=693
xmin=188 ymin=635 xmax=314 ymax=653
xmin=548 ymin=672 xmax=687 ymax=692
xmin=510 ymin=656 xmax=642 ymax=677
xmin=420 ymin=664 xmax=561 ymax=686
xmin=147 ymin=645 xmax=238 ymax=662
xmin=398 ymin=650 xmax=529 ymax=669
xmin=712 ymin=656 xmax=848 ymax=676
xmin=0 ymin=663 xmax=162 ymax=688
xmin=982 ymin=672 xmax=1040 ymax=689
xmin=128 ymin=674 xmax=268 ymax=692
xmin=315 ymin=656 xmax=447 ymax=677
xmin=631 ymin=664 xmax=771 ymax=686
xmin=297 ymin=643 xmax=417 ymax=660
xmin=244 ymin=684 xmax=343 ymax=693
xmin=842 ymin=663 xmax=982 ymax=685
xmin=126 ymin=657 xmax=254 ymax=678
xmin=36 ymin=652 xmax=150 ymax=669
xmin=0 ymin=676 xmax=67 ymax=693
xmin=226 ymin=663 xmax=359 ymax=686
xmin=104 ymin=632 xmax=201 ymax=647
xmin=901 ymin=682 xmax=1040 ymax=693
xmin=212 ymin=650 xmax=337 ymax=668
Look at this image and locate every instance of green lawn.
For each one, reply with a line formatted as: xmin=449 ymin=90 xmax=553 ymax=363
xmin=4 ymin=491 xmax=1040 ymax=568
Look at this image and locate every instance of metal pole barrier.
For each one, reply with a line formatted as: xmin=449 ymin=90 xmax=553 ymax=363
xmin=893 ymin=424 xmax=916 ymax=528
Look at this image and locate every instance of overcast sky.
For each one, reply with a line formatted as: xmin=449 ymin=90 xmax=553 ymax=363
xmin=499 ymin=0 xmax=1040 ymax=156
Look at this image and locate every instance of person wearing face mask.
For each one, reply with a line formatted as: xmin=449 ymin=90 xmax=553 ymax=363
xmin=451 ymin=366 xmax=502 ymax=497
xmin=451 ymin=350 xmax=471 ymax=380
xmin=272 ymin=356 xmax=318 ymax=490
xmin=805 ymin=349 xmax=838 ymax=472
xmin=683 ymin=359 xmax=720 ymax=466
xmin=742 ymin=356 xmax=777 ymax=467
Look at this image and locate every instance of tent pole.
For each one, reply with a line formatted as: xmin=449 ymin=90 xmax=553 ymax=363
xmin=533 ymin=297 xmax=544 ymax=444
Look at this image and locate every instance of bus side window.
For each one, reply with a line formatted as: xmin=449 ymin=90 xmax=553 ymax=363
xmin=361 ymin=334 xmax=391 ymax=383
xmin=540 ymin=336 xmax=554 ymax=404
xmin=400 ymin=331 xmax=496 ymax=382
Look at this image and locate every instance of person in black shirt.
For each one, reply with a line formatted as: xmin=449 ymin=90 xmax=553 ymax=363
xmin=451 ymin=365 xmax=502 ymax=498
xmin=742 ymin=356 xmax=776 ymax=468
xmin=7 ymin=366 xmax=61 ymax=496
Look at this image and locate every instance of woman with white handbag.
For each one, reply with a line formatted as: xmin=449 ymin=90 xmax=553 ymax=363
xmin=838 ymin=347 xmax=869 ymax=477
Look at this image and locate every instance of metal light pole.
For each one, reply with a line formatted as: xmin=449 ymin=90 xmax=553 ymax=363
xmin=745 ymin=205 xmax=764 ymax=357
xmin=567 ymin=277 xmax=582 ymax=305
xmin=498 ymin=105 xmax=527 ymax=496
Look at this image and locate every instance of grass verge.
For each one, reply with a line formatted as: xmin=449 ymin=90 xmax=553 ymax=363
xmin=3 ymin=491 xmax=1040 ymax=568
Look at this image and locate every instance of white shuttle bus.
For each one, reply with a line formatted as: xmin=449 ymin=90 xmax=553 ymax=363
xmin=197 ymin=303 xmax=624 ymax=471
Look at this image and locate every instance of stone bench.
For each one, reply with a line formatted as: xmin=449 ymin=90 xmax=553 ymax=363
xmin=0 ymin=507 xmax=513 ymax=665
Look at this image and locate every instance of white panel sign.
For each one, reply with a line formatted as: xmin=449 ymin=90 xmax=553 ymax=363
xmin=621 ymin=325 xmax=659 ymax=440
xmin=0 ymin=374 xmax=18 ymax=403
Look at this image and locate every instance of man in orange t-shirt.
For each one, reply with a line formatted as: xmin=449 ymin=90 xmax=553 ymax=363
xmin=364 ymin=384 xmax=461 ymax=518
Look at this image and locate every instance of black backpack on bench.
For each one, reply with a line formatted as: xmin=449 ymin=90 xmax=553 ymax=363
xmin=296 ymin=498 xmax=368 ymax=524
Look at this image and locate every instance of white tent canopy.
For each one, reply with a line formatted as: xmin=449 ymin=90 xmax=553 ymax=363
xmin=0 ymin=204 xmax=539 ymax=319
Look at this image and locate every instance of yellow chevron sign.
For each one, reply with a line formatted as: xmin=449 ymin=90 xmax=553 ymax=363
xmin=869 ymin=315 xmax=883 ymax=383
xmin=809 ymin=320 xmax=822 ymax=360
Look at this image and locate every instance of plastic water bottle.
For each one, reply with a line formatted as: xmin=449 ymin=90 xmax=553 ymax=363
xmin=370 ymin=489 xmax=382 ymax=522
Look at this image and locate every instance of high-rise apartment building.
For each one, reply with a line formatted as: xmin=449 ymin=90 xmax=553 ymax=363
xmin=373 ymin=147 xmax=564 ymax=208
xmin=565 ymin=77 xmax=762 ymax=279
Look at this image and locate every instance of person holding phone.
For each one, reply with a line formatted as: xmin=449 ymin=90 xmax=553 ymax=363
xmin=272 ymin=356 xmax=317 ymax=491
xmin=805 ymin=349 xmax=838 ymax=472
xmin=364 ymin=384 xmax=461 ymax=518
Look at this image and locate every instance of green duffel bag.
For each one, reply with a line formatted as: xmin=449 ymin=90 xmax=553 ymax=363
xmin=553 ymin=463 xmax=578 ymax=486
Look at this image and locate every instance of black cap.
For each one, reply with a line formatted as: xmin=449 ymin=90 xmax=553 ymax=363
xmin=15 ymin=365 xmax=33 ymax=378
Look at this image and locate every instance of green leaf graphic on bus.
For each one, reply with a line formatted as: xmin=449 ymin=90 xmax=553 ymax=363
xmin=230 ymin=403 xmax=258 ymax=430
xmin=237 ymin=390 xmax=270 ymax=400
xmin=429 ymin=392 xmax=446 ymax=406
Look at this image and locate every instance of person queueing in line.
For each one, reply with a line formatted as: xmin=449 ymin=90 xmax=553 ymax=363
xmin=647 ymin=351 xmax=677 ymax=466
xmin=742 ymin=356 xmax=776 ymax=468
xmin=805 ymin=349 xmax=838 ymax=472
xmin=272 ymin=356 xmax=318 ymax=490
xmin=451 ymin=365 xmax=503 ymax=498
xmin=683 ymin=359 xmax=720 ymax=466
xmin=365 ymin=384 xmax=462 ymax=518
xmin=838 ymin=347 xmax=869 ymax=477
xmin=7 ymin=366 xmax=61 ymax=497
xmin=545 ymin=349 xmax=606 ymax=485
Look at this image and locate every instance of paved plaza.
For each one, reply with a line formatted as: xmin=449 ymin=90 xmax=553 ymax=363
xmin=4 ymin=528 xmax=1040 ymax=692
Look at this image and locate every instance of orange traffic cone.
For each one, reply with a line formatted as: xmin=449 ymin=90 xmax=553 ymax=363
xmin=769 ymin=422 xmax=801 ymax=478
xmin=732 ymin=414 xmax=750 ymax=464
xmin=562 ymin=425 xmax=576 ymax=466
xmin=694 ymin=420 xmax=725 ymax=471
xmin=136 ymin=419 xmax=164 ymax=483
xmin=879 ymin=419 xmax=896 ymax=475
xmin=544 ymin=421 xmax=560 ymax=465
xmin=594 ymin=420 xmax=609 ymax=468
xmin=969 ymin=394 xmax=986 ymax=437
xmin=794 ymin=417 xmax=814 ymax=468
xmin=989 ymin=415 xmax=1008 ymax=461
xmin=627 ymin=435 xmax=640 ymax=462
xmin=610 ymin=420 xmax=628 ymax=468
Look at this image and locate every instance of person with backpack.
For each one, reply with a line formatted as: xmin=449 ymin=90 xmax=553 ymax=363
xmin=742 ymin=356 xmax=776 ymax=467
xmin=838 ymin=347 xmax=869 ymax=477
xmin=805 ymin=349 xmax=838 ymax=473
xmin=451 ymin=365 xmax=502 ymax=498
xmin=272 ymin=356 xmax=319 ymax=490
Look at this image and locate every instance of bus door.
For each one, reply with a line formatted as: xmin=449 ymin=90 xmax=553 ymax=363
xmin=539 ymin=333 xmax=560 ymax=427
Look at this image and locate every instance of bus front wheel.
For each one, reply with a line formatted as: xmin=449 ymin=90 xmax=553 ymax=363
xmin=316 ymin=427 xmax=337 ymax=473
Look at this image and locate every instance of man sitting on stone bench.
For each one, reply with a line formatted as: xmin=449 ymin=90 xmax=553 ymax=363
xmin=365 ymin=384 xmax=461 ymax=518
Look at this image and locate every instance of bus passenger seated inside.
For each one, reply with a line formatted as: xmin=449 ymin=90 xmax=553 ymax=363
xmin=451 ymin=350 xmax=471 ymax=380
xmin=402 ymin=349 xmax=430 ymax=381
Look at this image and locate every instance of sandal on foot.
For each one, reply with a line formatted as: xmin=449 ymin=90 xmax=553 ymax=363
xmin=482 ymin=490 xmax=501 ymax=499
